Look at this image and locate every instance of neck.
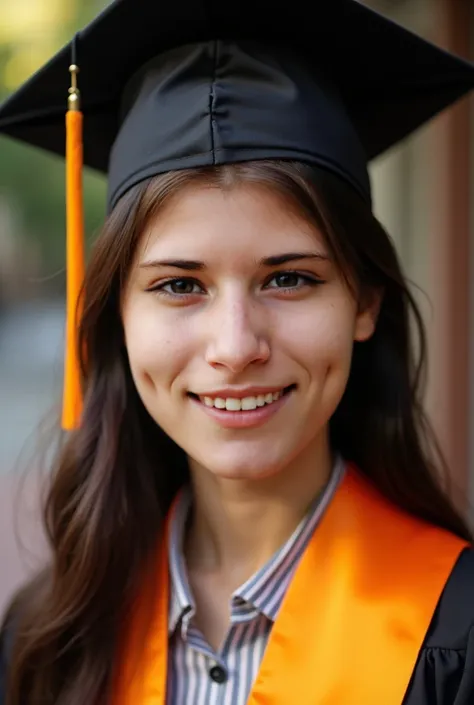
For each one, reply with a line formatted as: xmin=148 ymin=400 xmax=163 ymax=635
xmin=185 ymin=437 xmax=333 ymax=588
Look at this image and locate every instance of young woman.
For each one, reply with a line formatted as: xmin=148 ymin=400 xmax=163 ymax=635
xmin=0 ymin=1 xmax=473 ymax=704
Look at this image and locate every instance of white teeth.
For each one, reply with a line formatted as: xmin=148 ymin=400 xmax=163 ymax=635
xmin=199 ymin=390 xmax=285 ymax=411
xmin=241 ymin=396 xmax=258 ymax=410
xmin=225 ymin=398 xmax=241 ymax=411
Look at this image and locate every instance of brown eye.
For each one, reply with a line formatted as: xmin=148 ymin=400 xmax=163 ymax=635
xmin=264 ymin=271 xmax=323 ymax=292
xmin=148 ymin=277 xmax=204 ymax=297
xmin=274 ymin=272 xmax=300 ymax=288
xmin=168 ymin=279 xmax=197 ymax=294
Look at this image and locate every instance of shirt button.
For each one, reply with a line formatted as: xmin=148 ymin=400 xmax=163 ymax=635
xmin=209 ymin=665 xmax=227 ymax=684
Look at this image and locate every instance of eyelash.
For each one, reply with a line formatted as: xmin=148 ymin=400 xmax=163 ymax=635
xmin=146 ymin=270 xmax=325 ymax=299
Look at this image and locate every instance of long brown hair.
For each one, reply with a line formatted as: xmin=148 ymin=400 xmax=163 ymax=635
xmin=4 ymin=160 xmax=472 ymax=704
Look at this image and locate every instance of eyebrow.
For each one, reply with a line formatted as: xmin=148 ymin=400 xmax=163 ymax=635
xmin=139 ymin=251 xmax=329 ymax=270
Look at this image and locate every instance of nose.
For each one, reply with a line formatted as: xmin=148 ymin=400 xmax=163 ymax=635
xmin=204 ymin=295 xmax=270 ymax=373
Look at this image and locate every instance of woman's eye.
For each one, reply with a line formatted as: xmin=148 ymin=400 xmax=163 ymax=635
xmin=272 ymin=272 xmax=301 ymax=288
xmin=266 ymin=272 xmax=319 ymax=289
xmin=165 ymin=279 xmax=201 ymax=295
xmin=148 ymin=278 xmax=204 ymax=297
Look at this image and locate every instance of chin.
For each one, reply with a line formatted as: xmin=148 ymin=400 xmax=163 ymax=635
xmin=208 ymin=465 xmax=280 ymax=481
xmin=191 ymin=445 xmax=287 ymax=481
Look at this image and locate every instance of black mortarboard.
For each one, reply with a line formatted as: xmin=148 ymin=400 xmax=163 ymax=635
xmin=1 ymin=0 xmax=474 ymax=210
xmin=1 ymin=0 xmax=473 ymax=430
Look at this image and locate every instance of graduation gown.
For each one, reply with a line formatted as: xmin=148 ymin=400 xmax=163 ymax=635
xmin=1 ymin=552 xmax=474 ymax=703
xmin=1 ymin=471 xmax=474 ymax=705
xmin=404 ymin=547 xmax=474 ymax=704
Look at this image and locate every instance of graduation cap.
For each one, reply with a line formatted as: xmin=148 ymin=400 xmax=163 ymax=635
xmin=0 ymin=0 xmax=473 ymax=430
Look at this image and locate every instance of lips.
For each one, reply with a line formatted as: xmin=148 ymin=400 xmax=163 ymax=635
xmin=188 ymin=385 xmax=295 ymax=429
xmin=188 ymin=385 xmax=296 ymax=412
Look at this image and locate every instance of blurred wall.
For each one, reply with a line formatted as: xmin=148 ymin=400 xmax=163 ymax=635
xmin=367 ymin=0 xmax=474 ymax=518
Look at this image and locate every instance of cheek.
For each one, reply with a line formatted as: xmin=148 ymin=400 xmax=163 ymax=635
xmin=278 ymin=298 xmax=357 ymax=376
xmin=295 ymin=305 xmax=356 ymax=425
xmin=122 ymin=300 xmax=187 ymax=393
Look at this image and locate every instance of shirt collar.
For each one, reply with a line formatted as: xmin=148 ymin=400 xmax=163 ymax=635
xmin=167 ymin=457 xmax=345 ymax=634
xmin=236 ymin=456 xmax=344 ymax=622
xmin=168 ymin=487 xmax=194 ymax=635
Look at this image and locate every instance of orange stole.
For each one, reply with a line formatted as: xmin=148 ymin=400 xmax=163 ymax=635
xmin=112 ymin=467 xmax=468 ymax=705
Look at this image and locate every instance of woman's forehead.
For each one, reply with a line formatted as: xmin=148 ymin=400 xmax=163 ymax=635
xmin=138 ymin=184 xmax=328 ymax=262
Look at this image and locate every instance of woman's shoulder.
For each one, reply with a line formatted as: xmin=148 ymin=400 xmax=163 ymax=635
xmin=0 ymin=594 xmax=20 ymax=705
xmin=423 ymin=546 xmax=474 ymax=650
xmin=403 ymin=548 xmax=474 ymax=704
xmin=0 ymin=570 xmax=50 ymax=705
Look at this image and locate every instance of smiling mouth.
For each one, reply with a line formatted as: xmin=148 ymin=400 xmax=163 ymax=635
xmin=188 ymin=384 xmax=296 ymax=411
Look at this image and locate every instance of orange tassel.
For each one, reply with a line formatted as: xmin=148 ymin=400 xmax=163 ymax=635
xmin=62 ymin=64 xmax=84 ymax=430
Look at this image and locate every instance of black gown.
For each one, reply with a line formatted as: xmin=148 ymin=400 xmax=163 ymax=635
xmin=1 ymin=549 xmax=473 ymax=704
xmin=402 ymin=548 xmax=474 ymax=705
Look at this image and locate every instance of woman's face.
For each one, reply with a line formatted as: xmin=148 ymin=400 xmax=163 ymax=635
xmin=122 ymin=183 xmax=378 ymax=481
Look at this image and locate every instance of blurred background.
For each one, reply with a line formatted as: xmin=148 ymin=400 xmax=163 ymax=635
xmin=0 ymin=0 xmax=473 ymax=615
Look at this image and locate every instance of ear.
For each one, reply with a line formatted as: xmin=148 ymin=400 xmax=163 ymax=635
xmin=354 ymin=287 xmax=383 ymax=342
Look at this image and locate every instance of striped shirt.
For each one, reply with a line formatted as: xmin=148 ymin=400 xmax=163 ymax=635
xmin=166 ymin=457 xmax=345 ymax=705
